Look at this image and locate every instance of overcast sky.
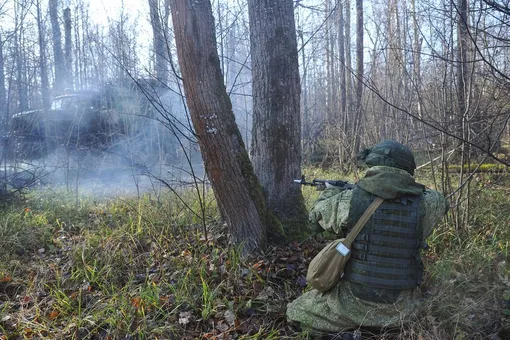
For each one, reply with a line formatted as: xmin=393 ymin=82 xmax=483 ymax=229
xmin=88 ymin=0 xmax=148 ymax=26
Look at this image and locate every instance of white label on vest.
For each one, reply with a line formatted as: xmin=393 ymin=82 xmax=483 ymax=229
xmin=335 ymin=242 xmax=350 ymax=256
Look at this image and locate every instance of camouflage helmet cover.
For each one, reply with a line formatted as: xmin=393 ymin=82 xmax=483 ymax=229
xmin=357 ymin=140 xmax=416 ymax=175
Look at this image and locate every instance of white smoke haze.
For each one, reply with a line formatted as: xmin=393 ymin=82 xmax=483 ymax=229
xmin=0 ymin=84 xmax=209 ymax=200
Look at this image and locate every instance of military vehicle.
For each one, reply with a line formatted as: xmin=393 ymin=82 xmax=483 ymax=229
xmin=7 ymin=89 xmax=134 ymax=159
xmin=0 ymin=82 xmax=202 ymax=192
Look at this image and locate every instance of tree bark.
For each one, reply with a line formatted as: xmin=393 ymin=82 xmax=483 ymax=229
xmin=344 ymin=0 xmax=353 ymax=153
xmin=338 ymin=2 xmax=346 ymax=119
xmin=64 ymin=7 xmax=73 ymax=90
xmin=457 ymin=0 xmax=469 ymax=118
xmin=352 ymin=0 xmax=364 ymax=155
xmin=37 ymin=0 xmax=50 ymax=111
xmin=247 ymin=0 xmax=308 ymax=237
xmin=411 ymin=0 xmax=422 ymax=118
xmin=325 ymin=0 xmax=334 ymax=124
xmin=299 ymin=29 xmax=310 ymax=159
xmin=170 ymin=0 xmax=280 ymax=255
xmin=49 ymin=0 xmax=65 ymax=95
xmin=0 ymin=33 xmax=6 ymax=125
xmin=14 ymin=7 xmax=28 ymax=112
xmin=149 ymin=0 xmax=169 ymax=85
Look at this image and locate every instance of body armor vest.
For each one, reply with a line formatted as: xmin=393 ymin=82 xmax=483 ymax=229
xmin=344 ymin=191 xmax=425 ymax=295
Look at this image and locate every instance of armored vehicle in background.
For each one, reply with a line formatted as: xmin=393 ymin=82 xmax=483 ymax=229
xmin=8 ymin=90 xmax=131 ymax=159
xmin=1 ymin=81 xmax=201 ymax=192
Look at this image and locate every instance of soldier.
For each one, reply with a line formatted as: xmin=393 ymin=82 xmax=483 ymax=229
xmin=287 ymin=140 xmax=448 ymax=339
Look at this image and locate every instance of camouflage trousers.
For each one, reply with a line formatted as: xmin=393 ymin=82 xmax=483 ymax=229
xmin=286 ymin=280 xmax=424 ymax=334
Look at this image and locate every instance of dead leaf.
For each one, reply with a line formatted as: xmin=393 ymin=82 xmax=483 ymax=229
xmin=252 ymin=260 xmax=264 ymax=270
xmin=21 ymin=295 xmax=32 ymax=305
xmin=24 ymin=328 xmax=33 ymax=338
xmin=202 ymin=330 xmax=218 ymax=339
xmin=131 ymin=297 xmax=142 ymax=308
xmin=0 ymin=276 xmax=11 ymax=283
xmin=48 ymin=310 xmax=60 ymax=320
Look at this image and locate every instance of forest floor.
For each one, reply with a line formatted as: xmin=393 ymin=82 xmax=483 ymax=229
xmin=0 ymin=167 xmax=509 ymax=339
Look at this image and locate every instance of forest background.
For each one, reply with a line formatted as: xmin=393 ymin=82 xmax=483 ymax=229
xmin=0 ymin=0 xmax=509 ymax=339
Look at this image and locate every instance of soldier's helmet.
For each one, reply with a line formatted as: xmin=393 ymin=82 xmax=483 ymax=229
xmin=357 ymin=140 xmax=416 ymax=175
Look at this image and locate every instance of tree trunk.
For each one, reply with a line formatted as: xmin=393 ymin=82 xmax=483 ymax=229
xmin=0 ymin=33 xmax=6 ymax=126
xmin=170 ymin=0 xmax=280 ymax=255
xmin=456 ymin=0 xmax=471 ymax=230
xmin=247 ymin=0 xmax=308 ymax=238
xmin=457 ymin=0 xmax=469 ymax=119
xmin=299 ymin=29 xmax=310 ymax=160
xmin=37 ymin=0 xmax=50 ymax=111
xmin=325 ymin=0 xmax=334 ymax=124
xmin=64 ymin=7 xmax=73 ymax=90
xmin=344 ymin=0 xmax=353 ymax=156
xmin=338 ymin=2 xmax=346 ymax=119
xmin=352 ymin=0 xmax=364 ymax=155
xmin=411 ymin=0 xmax=422 ymax=119
xmin=149 ymin=0 xmax=169 ymax=85
xmin=14 ymin=8 xmax=28 ymax=112
xmin=49 ymin=0 xmax=65 ymax=95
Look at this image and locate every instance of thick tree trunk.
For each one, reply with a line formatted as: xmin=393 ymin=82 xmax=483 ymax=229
xmin=49 ymin=0 xmax=65 ymax=95
xmin=247 ymin=0 xmax=308 ymax=237
xmin=170 ymin=0 xmax=280 ymax=255
xmin=149 ymin=0 xmax=169 ymax=85
xmin=64 ymin=7 xmax=73 ymax=90
xmin=299 ymin=30 xmax=310 ymax=159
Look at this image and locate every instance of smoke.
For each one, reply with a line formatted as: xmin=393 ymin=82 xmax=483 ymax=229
xmin=0 ymin=83 xmax=205 ymax=199
xmin=1 ymin=77 xmax=251 ymax=200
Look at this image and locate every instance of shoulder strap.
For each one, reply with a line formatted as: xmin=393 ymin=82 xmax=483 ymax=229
xmin=344 ymin=197 xmax=384 ymax=244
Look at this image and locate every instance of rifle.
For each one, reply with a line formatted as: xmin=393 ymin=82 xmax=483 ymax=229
xmin=293 ymin=175 xmax=355 ymax=191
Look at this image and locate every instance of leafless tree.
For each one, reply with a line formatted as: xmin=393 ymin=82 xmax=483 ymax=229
xmin=170 ymin=0 xmax=281 ymax=255
xmin=49 ymin=0 xmax=65 ymax=95
xmin=64 ymin=7 xmax=73 ymax=90
xmin=148 ymin=0 xmax=170 ymax=86
xmin=247 ymin=0 xmax=308 ymax=237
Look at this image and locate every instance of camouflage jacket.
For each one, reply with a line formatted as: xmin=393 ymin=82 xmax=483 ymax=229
xmin=287 ymin=166 xmax=448 ymax=333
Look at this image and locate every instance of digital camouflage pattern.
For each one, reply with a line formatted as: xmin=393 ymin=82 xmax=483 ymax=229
xmin=287 ymin=166 xmax=448 ymax=333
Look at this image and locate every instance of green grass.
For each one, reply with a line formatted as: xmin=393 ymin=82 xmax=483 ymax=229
xmin=0 ymin=168 xmax=508 ymax=339
xmin=0 ymin=189 xmax=308 ymax=339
